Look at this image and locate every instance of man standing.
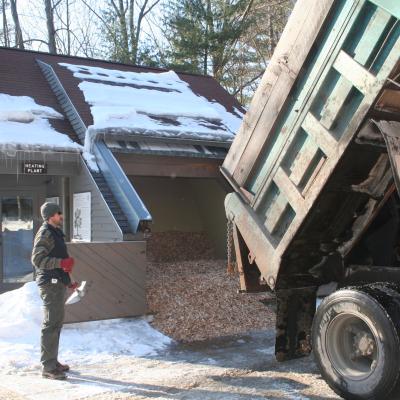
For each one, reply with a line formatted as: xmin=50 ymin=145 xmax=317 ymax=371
xmin=31 ymin=202 xmax=76 ymax=380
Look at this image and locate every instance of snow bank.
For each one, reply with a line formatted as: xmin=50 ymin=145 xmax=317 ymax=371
xmin=0 ymin=282 xmax=172 ymax=373
xmin=0 ymin=94 xmax=81 ymax=152
xmin=59 ymin=63 xmax=243 ymax=141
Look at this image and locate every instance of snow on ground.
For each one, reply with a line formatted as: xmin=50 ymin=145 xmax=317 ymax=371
xmin=0 ymin=282 xmax=172 ymax=375
xmin=59 ymin=63 xmax=243 ymax=142
xmin=0 ymin=284 xmax=340 ymax=400
xmin=0 ymin=94 xmax=81 ymax=152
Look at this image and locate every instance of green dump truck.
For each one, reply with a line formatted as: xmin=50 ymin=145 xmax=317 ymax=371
xmin=221 ymin=0 xmax=400 ymax=398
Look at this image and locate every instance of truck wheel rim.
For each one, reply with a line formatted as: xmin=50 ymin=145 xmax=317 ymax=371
xmin=326 ymin=313 xmax=378 ymax=380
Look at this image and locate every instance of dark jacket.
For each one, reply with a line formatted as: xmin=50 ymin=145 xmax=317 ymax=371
xmin=31 ymin=222 xmax=71 ymax=287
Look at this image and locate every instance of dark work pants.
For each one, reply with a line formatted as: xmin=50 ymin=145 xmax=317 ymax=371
xmin=39 ymin=281 xmax=66 ymax=372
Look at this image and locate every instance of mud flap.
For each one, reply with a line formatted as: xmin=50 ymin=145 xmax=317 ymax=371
xmin=275 ymin=287 xmax=317 ymax=361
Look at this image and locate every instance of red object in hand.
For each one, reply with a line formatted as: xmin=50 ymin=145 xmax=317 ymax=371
xmin=60 ymin=257 xmax=74 ymax=273
xmin=68 ymin=281 xmax=79 ymax=290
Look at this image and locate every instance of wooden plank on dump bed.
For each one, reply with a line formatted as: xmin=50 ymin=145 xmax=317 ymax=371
xmin=222 ymin=0 xmax=335 ymax=185
xmin=64 ymin=241 xmax=146 ymax=323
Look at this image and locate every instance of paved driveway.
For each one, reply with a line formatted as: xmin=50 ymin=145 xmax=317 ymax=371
xmin=0 ymin=330 xmax=341 ymax=400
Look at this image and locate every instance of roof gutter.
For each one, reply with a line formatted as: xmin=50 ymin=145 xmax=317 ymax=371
xmin=87 ymin=128 xmax=233 ymax=150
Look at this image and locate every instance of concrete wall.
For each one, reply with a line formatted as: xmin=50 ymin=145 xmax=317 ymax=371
xmin=129 ymin=176 xmax=227 ymax=258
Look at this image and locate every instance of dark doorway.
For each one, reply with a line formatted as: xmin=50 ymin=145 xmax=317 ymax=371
xmin=0 ymin=195 xmax=34 ymax=287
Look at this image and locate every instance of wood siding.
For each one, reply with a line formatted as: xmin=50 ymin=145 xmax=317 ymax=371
xmin=65 ymin=241 xmax=146 ymax=323
xmin=116 ymin=153 xmax=221 ymax=178
xmin=69 ymin=157 xmax=123 ymax=242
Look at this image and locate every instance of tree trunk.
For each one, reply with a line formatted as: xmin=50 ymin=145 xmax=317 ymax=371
xmin=129 ymin=0 xmax=135 ymax=62
xmin=66 ymin=0 xmax=70 ymax=55
xmin=133 ymin=0 xmax=149 ymax=65
xmin=117 ymin=0 xmax=129 ymax=62
xmin=204 ymin=0 xmax=212 ymax=75
xmin=2 ymin=0 xmax=10 ymax=47
xmin=9 ymin=0 xmax=24 ymax=49
xmin=268 ymin=4 xmax=274 ymax=56
xmin=44 ymin=0 xmax=57 ymax=53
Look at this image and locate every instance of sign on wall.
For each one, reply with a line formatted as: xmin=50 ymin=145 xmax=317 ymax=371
xmin=23 ymin=162 xmax=47 ymax=174
xmin=72 ymin=192 xmax=91 ymax=242
xmin=45 ymin=197 xmax=60 ymax=205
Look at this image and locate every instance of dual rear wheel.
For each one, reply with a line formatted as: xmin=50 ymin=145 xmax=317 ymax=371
xmin=312 ymin=285 xmax=400 ymax=400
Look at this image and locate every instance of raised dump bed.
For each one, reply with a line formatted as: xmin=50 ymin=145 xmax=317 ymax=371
xmin=222 ymin=0 xmax=400 ymax=399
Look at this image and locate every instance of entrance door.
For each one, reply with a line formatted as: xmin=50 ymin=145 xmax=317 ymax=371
xmin=1 ymin=196 xmax=34 ymax=285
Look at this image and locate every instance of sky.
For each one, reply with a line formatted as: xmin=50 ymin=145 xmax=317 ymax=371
xmin=12 ymin=0 xmax=164 ymax=57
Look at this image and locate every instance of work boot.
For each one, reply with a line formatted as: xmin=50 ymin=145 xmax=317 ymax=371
xmin=56 ymin=361 xmax=70 ymax=372
xmin=42 ymin=369 xmax=67 ymax=380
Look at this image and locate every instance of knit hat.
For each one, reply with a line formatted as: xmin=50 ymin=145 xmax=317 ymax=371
xmin=41 ymin=202 xmax=61 ymax=220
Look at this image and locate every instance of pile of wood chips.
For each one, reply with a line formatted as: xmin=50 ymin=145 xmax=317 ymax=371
xmin=146 ymin=231 xmax=216 ymax=262
xmin=146 ymin=259 xmax=276 ymax=342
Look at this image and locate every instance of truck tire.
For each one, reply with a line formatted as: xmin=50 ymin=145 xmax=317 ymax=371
xmin=312 ymin=286 xmax=400 ymax=400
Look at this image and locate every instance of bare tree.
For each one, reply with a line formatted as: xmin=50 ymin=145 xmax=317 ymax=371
xmin=9 ymin=0 xmax=24 ymax=48
xmin=1 ymin=0 xmax=10 ymax=47
xmin=44 ymin=0 xmax=57 ymax=53
xmin=132 ymin=0 xmax=160 ymax=63
xmin=82 ymin=0 xmax=161 ymax=64
xmin=52 ymin=0 xmax=74 ymax=55
xmin=65 ymin=0 xmax=70 ymax=53
xmin=224 ymin=0 xmax=294 ymax=104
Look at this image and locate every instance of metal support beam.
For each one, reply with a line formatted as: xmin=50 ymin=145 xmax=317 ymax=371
xmin=275 ymin=286 xmax=317 ymax=361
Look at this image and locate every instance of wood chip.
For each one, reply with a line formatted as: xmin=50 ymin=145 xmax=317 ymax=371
xmin=147 ymin=232 xmax=216 ymax=262
xmin=146 ymin=259 xmax=276 ymax=342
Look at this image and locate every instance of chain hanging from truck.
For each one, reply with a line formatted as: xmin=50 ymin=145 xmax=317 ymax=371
xmin=226 ymin=218 xmax=236 ymax=275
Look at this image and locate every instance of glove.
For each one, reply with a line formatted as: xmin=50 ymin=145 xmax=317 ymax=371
xmin=60 ymin=257 xmax=74 ymax=273
xmin=68 ymin=281 xmax=79 ymax=290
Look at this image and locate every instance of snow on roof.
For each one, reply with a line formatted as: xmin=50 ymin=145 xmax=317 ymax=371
xmin=0 ymin=94 xmax=81 ymax=152
xmin=0 ymin=282 xmax=171 ymax=373
xmin=59 ymin=63 xmax=243 ymax=142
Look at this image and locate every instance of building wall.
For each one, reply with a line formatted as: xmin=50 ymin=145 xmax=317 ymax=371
xmin=189 ymin=179 xmax=228 ymax=259
xmin=129 ymin=176 xmax=227 ymax=258
xmin=65 ymin=241 xmax=147 ymax=323
xmin=70 ymin=158 xmax=123 ymax=242
xmin=0 ymin=151 xmax=80 ymax=176
xmin=0 ymin=156 xmax=124 ymax=243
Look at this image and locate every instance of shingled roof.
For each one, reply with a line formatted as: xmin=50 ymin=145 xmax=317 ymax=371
xmin=0 ymin=47 xmax=243 ymax=147
xmin=0 ymin=48 xmax=79 ymax=146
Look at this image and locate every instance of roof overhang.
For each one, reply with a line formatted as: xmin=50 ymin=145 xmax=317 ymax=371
xmin=90 ymin=128 xmax=233 ymax=149
xmin=0 ymin=146 xmax=80 ymax=160
xmin=88 ymin=128 xmax=233 ymax=159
